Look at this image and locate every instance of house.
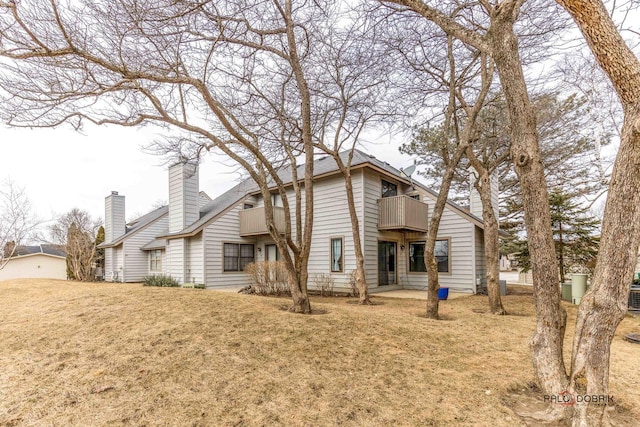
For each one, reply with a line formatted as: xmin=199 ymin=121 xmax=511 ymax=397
xmin=100 ymin=150 xmax=496 ymax=293
xmin=0 ymin=245 xmax=67 ymax=281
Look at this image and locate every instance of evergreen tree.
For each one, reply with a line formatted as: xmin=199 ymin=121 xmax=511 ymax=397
xmin=510 ymin=190 xmax=600 ymax=282
xmin=94 ymin=225 xmax=105 ymax=273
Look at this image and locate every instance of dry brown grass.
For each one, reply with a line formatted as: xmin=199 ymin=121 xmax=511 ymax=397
xmin=0 ymin=279 xmax=638 ymax=426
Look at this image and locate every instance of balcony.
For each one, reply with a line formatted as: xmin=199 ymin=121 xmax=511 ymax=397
xmin=378 ymin=195 xmax=428 ymax=232
xmin=239 ymin=206 xmax=286 ymax=236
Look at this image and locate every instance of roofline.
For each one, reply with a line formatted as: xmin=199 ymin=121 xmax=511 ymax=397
xmin=100 ymin=211 xmax=168 ymax=248
xmin=6 ymin=252 xmax=66 ymax=260
xmin=248 ymin=160 xmax=490 ymax=231
xmin=143 ymin=153 xmax=501 ymax=238
xmin=156 ymin=199 xmax=242 ymax=239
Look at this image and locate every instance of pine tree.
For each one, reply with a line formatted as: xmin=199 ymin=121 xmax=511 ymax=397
xmin=510 ymin=190 xmax=600 ymax=282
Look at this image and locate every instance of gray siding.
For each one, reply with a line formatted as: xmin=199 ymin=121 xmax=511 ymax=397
xmin=168 ymin=162 xmax=199 ymax=233
xmin=363 ymin=169 xmax=477 ymax=293
xmin=469 ymin=170 xmax=499 ymax=220
xmin=166 ymin=238 xmax=185 ymax=283
xmin=186 ymin=233 xmax=204 ymax=284
xmin=305 ymin=172 xmax=364 ymax=292
xmin=121 ymin=215 xmax=169 ymax=282
xmin=474 ymin=226 xmax=486 ymax=292
xmin=105 ymin=192 xmax=125 ymax=242
xmin=204 ymin=202 xmax=256 ymax=288
xmin=362 ymin=169 xmax=382 ymax=289
xmin=104 ymin=247 xmax=114 ymax=281
xmin=112 ymin=246 xmax=124 ymax=282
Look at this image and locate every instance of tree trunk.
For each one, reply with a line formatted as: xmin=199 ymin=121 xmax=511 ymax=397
xmin=288 ymin=260 xmax=311 ymax=314
xmin=567 ymin=113 xmax=640 ymax=424
xmin=554 ymin=1 xmax=640 ymax=424
xmin=488 ymin=22 xmax=569 ymax=401
xmin=558 ymin=222 xmax=565 ymax=284
xmin=424 ymin=142 xmax=468 ymax=319
xmin=477 ymin=173 xmax=506 ymax=315
xmin=341 ymin=165 xmax=371 ymax=304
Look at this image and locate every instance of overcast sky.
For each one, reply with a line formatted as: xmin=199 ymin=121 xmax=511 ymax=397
xmin=0 ymin=123 xmax=412 ymax=239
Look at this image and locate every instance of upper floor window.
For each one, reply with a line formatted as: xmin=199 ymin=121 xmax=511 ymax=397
xmin=381 ymin=179 xmax=397 ymax=198
xmin=243 ymin=202 xmax=254 ymax=209
xmin=271 ymin=193 xmax=283 ymax=207
xmin=410 ymin=194 xmax=420 ymax=200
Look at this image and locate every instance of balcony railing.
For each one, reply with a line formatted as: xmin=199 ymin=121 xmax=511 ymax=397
xmin=239 ymin=206 xmax=286 ymax=236
xmin=378 ymin=195 xmax=428 ymax=232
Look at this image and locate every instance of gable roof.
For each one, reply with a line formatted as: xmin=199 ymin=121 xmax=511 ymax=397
xmin=158 ymin=149 xmax=494 ymax=239
xmin=8 ymin=244 xmax=66 ymax=259
xmin=99 ymin=205 xmax=168 ymax=248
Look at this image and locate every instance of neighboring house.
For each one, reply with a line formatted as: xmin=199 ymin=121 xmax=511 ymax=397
xmin=0 ymin=245 xmax=67 ymax=281
xmin=100 ymin=150 xmax=497 ymax=293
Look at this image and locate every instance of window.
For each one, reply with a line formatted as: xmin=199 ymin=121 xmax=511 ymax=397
xmin=410 ymin=194 xmax=420 ymax=200
xmin=409 ymin=242 xmax=426 ymax=272
xmin=224 ymin=243 xmax=255 ymax=272
xmin=381 ymin=179 xmax=397 ymax=198
xmin=435 ymin=239 xmax=450 ymax=273
xmin=243 ymin=202 xmax=254 ymax=209
xmin=150 ymin=249 xmax=162 ymax=272
xmin=408 ymin=240 xmax=450 ymax=273
xmin=271 ymin=193 xmax=283 ymax=207
xmin=265 ymin=244 xmax=280 ymax=261
xmin=330 ymin=237 xmax=343 ymax=272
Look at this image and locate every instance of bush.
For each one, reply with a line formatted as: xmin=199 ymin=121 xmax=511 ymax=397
xmin=313 ymin=273 xmax=335 ymax=297
xmin=244 ymin=261 xmax=290 ymax=296
xmin=143 ymin=274 xmax=180 ymax=287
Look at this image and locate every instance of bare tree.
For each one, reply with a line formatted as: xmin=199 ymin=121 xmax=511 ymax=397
xmin=309 ymin=12 xmax=395 ymax=305
xmin=380 ymin=0 xmax=570 ymax=417
xmin=0 ymin=179 xmax=41 ymax=270
xmin=49 ymin=208 xmax=101 ymax=280
xmin=553 ymin=1 xmax=640 ymax=424
xmin=0 ymin=0 xmax=327 ymax=313
xmin=383 ymin=0 xmax=639 ymax=423
xmin=49 ymin=208 xmax=101 ymax=245
xmin=398 ymin=31 xmax=495 ymax=318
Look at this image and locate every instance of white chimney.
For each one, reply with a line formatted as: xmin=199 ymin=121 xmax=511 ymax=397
xmin=105 ymin=191 xmax=125 ymax=243
xmin=469 ymin=169 xmax=499 ymax=220
xmin=168 ymin=161 xmax=199 ymax=233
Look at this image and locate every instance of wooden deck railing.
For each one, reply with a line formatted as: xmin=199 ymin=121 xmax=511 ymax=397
xmin=378 ymin=196 xmax=428 ymax=232
xmin=239 ymin=206 xmax=285 ymax=236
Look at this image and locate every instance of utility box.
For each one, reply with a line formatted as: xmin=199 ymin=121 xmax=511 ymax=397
xmin=571 ymin=274 xmax=588 ymax=305
xmin=561 ymin=282 xmax=572 ymax=302
xmin=499 ymin=280 xmax=507 ymax=296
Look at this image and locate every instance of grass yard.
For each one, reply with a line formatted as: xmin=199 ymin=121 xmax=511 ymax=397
xmin=0 ymin=279 xmax=639 ymax=426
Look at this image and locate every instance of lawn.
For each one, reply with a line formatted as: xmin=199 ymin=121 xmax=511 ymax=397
xmin=0 ymin=279 xmax=638 ymax=426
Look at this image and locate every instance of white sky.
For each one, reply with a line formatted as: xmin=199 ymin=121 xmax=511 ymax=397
xmin=0 ymin=123 xmax=412 ymax=237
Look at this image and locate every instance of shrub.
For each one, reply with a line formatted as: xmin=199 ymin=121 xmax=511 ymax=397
xmin=313 ymin=273 xmax=335 ymax=297
xmin=143 ymin=274 xmax=179 ymax=287
xmin=244 ymin=261 xmax=290 ymax=296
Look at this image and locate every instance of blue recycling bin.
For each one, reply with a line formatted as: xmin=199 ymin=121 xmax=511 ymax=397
xmin=437 ymin=287 xmax=449 ymax=300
